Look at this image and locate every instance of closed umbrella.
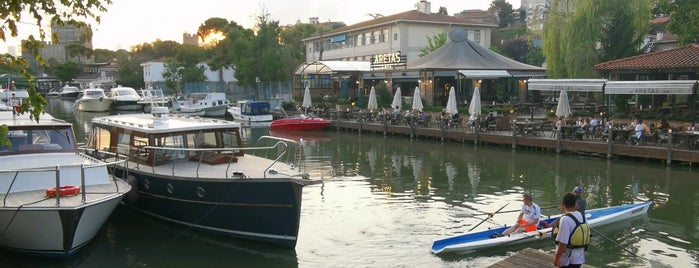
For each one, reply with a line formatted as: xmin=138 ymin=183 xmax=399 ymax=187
xmin=391 ymin=87 xmax=402 ymax=110
xmin=468 ymin=87 xmax=481 ymax=116
xmin=446 ymin=86 xmax=458 ymax=114
xmin=302 ymin=86 xmax=312 ymax=108
xmin=412 ymin=86 xmax=423 ymax=111
xmin=555 ymin=90 xmax=572 ymax=118
xmin=367 ymin=86 xmax=378 ymax=111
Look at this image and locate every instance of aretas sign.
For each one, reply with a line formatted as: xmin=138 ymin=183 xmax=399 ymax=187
xmin=370 ymin=51 xmax=407 ymax=70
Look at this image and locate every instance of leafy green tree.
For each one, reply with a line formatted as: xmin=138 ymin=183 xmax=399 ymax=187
xmin=438 ymin=7 xmax=448 ymax=15
xmin=93 ymin=48 xmax=117 ymax=63
xmin=281 ymin=23 xmax=318 ymax=82
xmin=543 ymin=0 xmax=650 ymax=78
xmin=65 ymin=43 xmax=93 ymax=63
xmin=655 ymin=0 xmax=699 ymax=46
xmin=162 ymin=44 xmax=206 ymax=91
xmin=491 ymin=0 xmax=514 ymax=28
xmin=419 ymin=32 xmax=447 ymax=57
xmin=51 ymin=61 xmax=82 ymax=82
xmin=0 ymin=0 xmax=109 ymax=122
xmin=199 ymin=18 xmax=242 ymax=91
xmin=162 ymin=58 xmax=181 ymax=91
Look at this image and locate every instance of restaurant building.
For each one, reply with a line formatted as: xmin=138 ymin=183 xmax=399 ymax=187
xmin=297 ymin=1 xmax=498 ymax=105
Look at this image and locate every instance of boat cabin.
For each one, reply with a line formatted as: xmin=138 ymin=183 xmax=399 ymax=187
xmin=0 ymin=113 xmax=77 ymax=155
xmin=237 ymin=101 xmax=271 ymax=116
xmin=88 ymin=112 xmax=245 ymax=166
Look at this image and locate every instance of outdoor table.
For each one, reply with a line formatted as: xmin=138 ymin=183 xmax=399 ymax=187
xmin=673 ymin=131 xmax=699 ymax=150
xmin=560 ymin=125 xmax=580 ymax=139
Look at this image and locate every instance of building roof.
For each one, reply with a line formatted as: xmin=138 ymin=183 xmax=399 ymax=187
xmin=318 ymin=10 xmax=496 ymax=37
xmin=406 ymin=29 xmax=546 ymax=72
xmin=594 ymin=44 xmax=699 ymax=70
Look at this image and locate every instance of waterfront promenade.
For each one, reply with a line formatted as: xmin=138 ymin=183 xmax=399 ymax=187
xmin=327 ymin=114 xmax=699 ymax=165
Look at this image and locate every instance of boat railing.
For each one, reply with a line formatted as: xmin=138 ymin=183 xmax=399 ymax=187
xmin=1 ymin=153 xmax=129 ymax=207
xmin=135 ymin=137 xmax=300 ymax=178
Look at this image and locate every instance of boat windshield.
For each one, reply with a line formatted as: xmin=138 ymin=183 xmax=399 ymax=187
xmin=0 ymin=126 xmax=76 ymax=155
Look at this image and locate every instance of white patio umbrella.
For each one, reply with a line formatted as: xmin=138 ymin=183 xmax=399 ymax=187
xmin=391 ymin=87 xmax=402 ymax=110
xmin=302 ymin=86 xmax=312 ymax=113
xmin=412 ymin=86 xmax=423 ymax=111
xmin=468 ymin=87 xmax=481 ymax=116
xmin=445 ymin=86 xmax=458 ymax=114
xmin=367 ymin=86 xmax=378 ymax=111
xmin=555 ymin=90 xmax=572 ymax=118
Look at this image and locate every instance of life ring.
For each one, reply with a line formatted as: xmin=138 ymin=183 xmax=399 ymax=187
xmin=46 ymin=186 xmax=81 ymax=197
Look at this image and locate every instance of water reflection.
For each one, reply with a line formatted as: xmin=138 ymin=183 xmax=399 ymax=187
xmin=35 ymin=99 xmax=699 ymax=268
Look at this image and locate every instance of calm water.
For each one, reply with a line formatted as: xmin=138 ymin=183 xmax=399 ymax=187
xmin=5 ymin=99 xmax=697 ymax=267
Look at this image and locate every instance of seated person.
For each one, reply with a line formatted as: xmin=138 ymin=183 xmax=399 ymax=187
xmin=492 ymin=194 xmax=541 ymax=237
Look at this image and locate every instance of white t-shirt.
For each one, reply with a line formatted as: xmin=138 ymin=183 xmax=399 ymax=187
xmin=521 ymin=203 xmax=541 ymax=224
xmin=555 ymin=211 xmax=586 ymax=265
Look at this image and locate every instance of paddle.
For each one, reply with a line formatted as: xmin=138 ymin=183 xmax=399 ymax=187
xmin=468 ymin=203 xmax=510 ymax=232
xmin=470 ymin=204 xmax=559 ymax=218
xmin=589 ymin=227 xmax=654 ymax=263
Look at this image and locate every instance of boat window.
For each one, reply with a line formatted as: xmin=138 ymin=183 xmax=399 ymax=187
xmin=0 ymin=127 xmax=75 ymax=155
xmin=116 ymin=132 xmax=131 ymax=156
xmin=89 ymin=126 xmax=111 ymax=152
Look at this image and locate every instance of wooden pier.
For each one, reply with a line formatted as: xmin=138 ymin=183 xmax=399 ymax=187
xmin=331 ymin=120 xmax=699 ymax=165
xmin=488 ymin=248 xmax=595 ymax=268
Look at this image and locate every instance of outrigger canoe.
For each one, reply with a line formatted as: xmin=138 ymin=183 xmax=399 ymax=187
xmin=431 ymin=201 xmax=653 ymax=254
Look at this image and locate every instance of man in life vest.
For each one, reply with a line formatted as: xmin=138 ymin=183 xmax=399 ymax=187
xmin=495 ymin=193 xmax=540 ymax=237
xmin=554 ymin=192 xmax=589 ymax=267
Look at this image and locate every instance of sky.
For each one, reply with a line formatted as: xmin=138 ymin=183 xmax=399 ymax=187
xmin=3 ymin=0 xmax=519 ymax=52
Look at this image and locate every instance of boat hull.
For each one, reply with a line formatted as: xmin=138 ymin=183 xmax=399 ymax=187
xmin=269 ymin=118 xmax=330 ymax=131
xmin=115 ymin=168 xmax=305 ymax=247
xmin=112 ymin=100 xmax=143 ymax=111
xmin=0 ymin=194 xmax=124 ymax=256
xmin=430 ymin=201 xmax=653 ymax=254
xmin=75 ymin=98 xmax=113 ymax=112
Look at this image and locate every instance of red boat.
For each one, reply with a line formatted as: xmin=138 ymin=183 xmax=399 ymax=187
xmin=269 ymin=114 xmax=330 ymax=130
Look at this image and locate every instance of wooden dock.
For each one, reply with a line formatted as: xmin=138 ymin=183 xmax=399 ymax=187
xmin=488 ymin=248 xmax=595 ymax=268
xmin=331 ymin=120 xmax=699 ymax=165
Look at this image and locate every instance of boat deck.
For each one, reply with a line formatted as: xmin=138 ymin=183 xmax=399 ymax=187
xmin=489 ymin=248 xmax=596 ymax=268
xmin=126 ymin=153 xmax=303 ymax=181
xmin=0 ymin=181 xmax=129 ymax=208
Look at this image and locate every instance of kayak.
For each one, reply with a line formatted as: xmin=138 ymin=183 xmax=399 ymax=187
xmin=431 ymin=201 xmax=653 ymax=254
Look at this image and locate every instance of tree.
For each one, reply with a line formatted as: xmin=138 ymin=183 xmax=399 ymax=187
xmin=419 ymin=32 xmax=447 ymax=57
xmin=93 ymin=48 xmax=117 ymax=63
xmin=51 ymin=61 xmax=82 ymax=82
xmin=542 ymin=0 xmax=650 ymax=78
xmin=491 ymin=0 xmax=514 ymax=28
xmin=65 ymin=43 xmax=93 ymax=63
xmin=655 ymin=0 xmax=699 ymax=46
xmin=0 ymin=0 xmax=109 ymax=122
xmin=280 ymin=23 xmax=318 ymax=83
xmin=438 ymin=7 xmax=448 ymax=15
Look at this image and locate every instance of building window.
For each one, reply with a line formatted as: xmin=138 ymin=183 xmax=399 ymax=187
xmin=357 ymin=33 xmax=364 ymax=46
xmin=394 ymin=33 xmax=398 ymax=41
xmin=364 ymin=32 xmax=371 ymax=45
xmin=380 ymin=29 xmax=389 ymax=43
xmin=467 ymin=30 xmax=481 ymax=44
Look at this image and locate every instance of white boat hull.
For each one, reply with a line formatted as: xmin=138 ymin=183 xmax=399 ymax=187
xmin=0 ymin=194 xmax=124 ymax=255
xmin=75 ymin=98 xmax=113 ymax=112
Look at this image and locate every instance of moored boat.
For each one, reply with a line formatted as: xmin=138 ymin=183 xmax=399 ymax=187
xmin=269 ymin=114 xmax=330 ymax=131
xmin=84 ymin=107 xmax=319 ymax=247
xmin=171 ymin=92 xmax=229 ymax=117
xmin=0 ymin=110 xmax=131 ymax=256
xmin=109 ymin=86 xmax=143 ymax=111
xmin=138 ymin=88 xmax=170 ymax=112
xmin=57 ymin=85 xmax=81 ymax=100
xmin=227 ymin=100 xmax=273 ymax=122
xmin=74 ymin=87 xmax=113 ymax=112
xmin=430 ymin=201 xmax=653 ymax=254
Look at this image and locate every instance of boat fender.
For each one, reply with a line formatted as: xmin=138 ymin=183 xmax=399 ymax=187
xmin=46 ymin=185 xmax=81 ymax=197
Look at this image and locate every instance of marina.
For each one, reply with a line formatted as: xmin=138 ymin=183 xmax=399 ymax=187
xmin=0 ymin=98 xmax=692 ymax=267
